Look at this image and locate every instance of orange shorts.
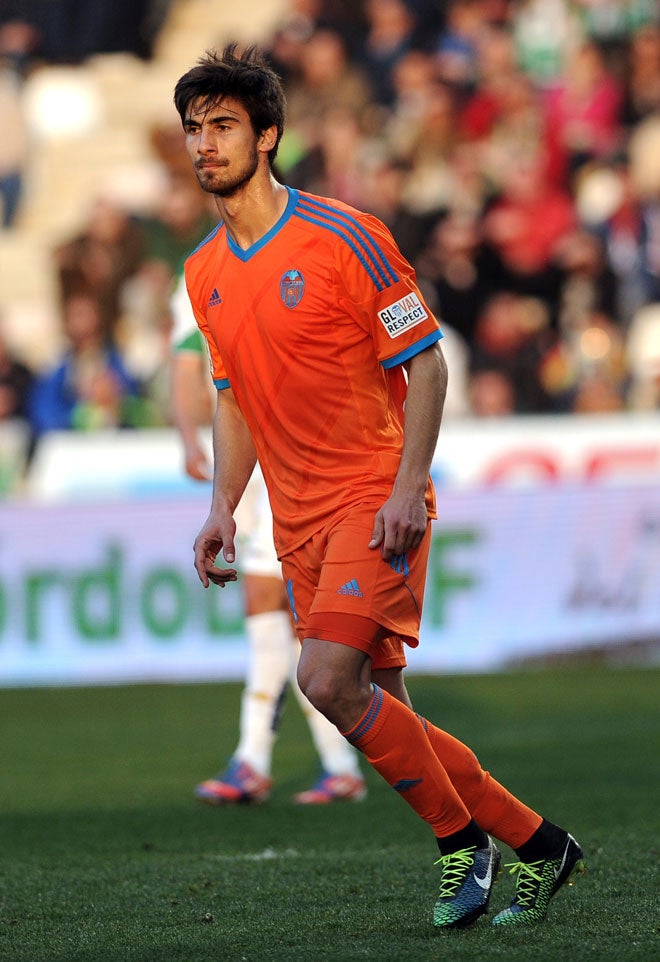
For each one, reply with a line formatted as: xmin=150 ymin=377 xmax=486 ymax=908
xmin=280 ymin=503 xmax=431 ymax=670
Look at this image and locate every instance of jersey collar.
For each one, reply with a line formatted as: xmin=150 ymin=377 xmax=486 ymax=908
xmin=226 ymin=187 xmax=299 ymax=262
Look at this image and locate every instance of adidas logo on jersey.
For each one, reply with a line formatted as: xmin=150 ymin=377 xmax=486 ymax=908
xmin=337 ymin=579 xmax=363 ymax=598
xmin=208 ymin=288 xmax=222 ymax=307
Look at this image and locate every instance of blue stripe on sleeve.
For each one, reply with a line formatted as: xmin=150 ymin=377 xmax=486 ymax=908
xmin=381 ymin=329 xmax=443 ymax=369
xmin=298 ymin=196 xmax=399 ymax=286
xmin=294 ymin=197 xmax=399 ymax=291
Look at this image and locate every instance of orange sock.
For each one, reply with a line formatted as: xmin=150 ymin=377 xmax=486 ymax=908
xmin=417 ymin=715 xmax=541 ymax=848
xmin=342 ymin=685 xmax=471 ymax=838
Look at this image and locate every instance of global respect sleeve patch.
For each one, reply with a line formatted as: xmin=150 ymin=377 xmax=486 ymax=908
xmin=378 ymin=292 xmax=428 ymax=337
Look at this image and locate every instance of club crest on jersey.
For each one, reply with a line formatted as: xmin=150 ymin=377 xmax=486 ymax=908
xmin=280 ymin=269 xmax=305 ymax=308
xmin=378 ymin=292 xmax=428 ymax=337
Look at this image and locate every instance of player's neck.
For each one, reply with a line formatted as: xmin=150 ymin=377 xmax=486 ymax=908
xmin=215 ymin=174 xmax=288 ymax=251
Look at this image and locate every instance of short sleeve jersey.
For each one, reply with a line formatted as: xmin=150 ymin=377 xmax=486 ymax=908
xmin=184 ymin=187 xmax=443 ymax=556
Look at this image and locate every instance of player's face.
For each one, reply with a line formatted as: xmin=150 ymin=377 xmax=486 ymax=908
xmin=184 ymin=96 xmax=264 ymax=198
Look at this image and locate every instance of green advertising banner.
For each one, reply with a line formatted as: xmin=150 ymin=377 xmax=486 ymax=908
xmin=1 ymin=482 xmax=659 ymax=685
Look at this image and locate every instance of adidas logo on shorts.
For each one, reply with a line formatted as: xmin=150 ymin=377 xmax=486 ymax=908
xmin=337 ymin=579 xmax=363 ymax=598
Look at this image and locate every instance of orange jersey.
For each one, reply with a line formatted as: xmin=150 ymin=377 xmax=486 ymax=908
xmin=184 ymin=187 xmax=443 ymax=555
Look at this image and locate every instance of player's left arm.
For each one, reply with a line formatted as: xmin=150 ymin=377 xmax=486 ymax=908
xmin=368 ymin=340 xmax=447 ymax=561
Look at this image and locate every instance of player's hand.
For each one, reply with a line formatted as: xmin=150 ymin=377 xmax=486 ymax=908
xmin=204 ymin=564 xmax=238 ymax=587
xmin=193 ymin=511 xmax=238 ymax=588
xmin=184 ymin=445 xmax=213 ymax=482
xmin=368 ymin=490 xmax=428 ymax=562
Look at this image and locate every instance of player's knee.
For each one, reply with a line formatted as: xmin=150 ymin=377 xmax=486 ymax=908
xmin=297 ymin=636 xmax=371 ymax=727
xmin=297 ymin=663 xmax=332 ymax=711
xmin=297 ymin=665 xmax=355 ymax=727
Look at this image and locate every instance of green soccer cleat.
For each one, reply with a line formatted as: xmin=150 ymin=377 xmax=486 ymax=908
xmin=492 ymin=833 xmax=586 ymax=927
xmin=433 ymin=838 xmax=501 ymax=929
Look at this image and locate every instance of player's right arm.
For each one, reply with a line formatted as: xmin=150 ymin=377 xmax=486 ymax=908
xmin=193 ymin=387 xmax=257 ymax=588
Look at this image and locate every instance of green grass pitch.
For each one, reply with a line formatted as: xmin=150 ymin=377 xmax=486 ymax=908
xmin=1 ymin=667 xmax=658 ymax=962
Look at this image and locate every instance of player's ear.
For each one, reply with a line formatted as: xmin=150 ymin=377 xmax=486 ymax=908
xmin=258 ymin=125 xmax=278 ymax=154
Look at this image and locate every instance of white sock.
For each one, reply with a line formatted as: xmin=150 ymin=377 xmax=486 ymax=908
xmin=234 ymin=610 xmax=293 ymax=777
xmin=290 ymin=648 xmax=362 ymax=778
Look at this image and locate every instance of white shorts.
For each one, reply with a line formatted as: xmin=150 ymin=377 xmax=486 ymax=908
xmin=234 ymin=464 xmax=281 ymax=577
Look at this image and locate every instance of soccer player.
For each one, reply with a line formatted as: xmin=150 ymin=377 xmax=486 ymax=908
xmin=170 ymin=275 xmax=366 ymax=804
xmin=174 ymin=45 xmax=585 ymax=929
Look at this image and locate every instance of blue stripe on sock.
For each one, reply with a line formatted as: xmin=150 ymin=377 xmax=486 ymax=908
xmin=347 ymin=684 xmax=384 ymax=744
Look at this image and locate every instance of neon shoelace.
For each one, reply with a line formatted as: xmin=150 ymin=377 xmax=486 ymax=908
xmin=434 ymin=846 xmax=477 ymax=897
xmin=503 ymin=860 xmax=544 ymax=907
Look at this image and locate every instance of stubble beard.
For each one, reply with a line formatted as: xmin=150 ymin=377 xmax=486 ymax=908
xmin=195 ymin=145 xmax=260 ymax=199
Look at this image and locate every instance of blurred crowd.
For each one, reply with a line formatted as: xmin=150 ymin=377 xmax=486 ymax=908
xmin=1 ymin=0 xmax=660 ymax=472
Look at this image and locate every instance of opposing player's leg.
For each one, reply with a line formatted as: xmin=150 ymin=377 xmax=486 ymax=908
xmin=194 ymin=575 xmax=291 ymax=804
xmin=197 ymin=461 xmax=367 ymax=805
xmin=195 ymin=470 xmax=292 ymax=804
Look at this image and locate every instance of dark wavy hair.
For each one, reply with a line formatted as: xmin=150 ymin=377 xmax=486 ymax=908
xmin=173 ymin=43 xmax=286 ymax=167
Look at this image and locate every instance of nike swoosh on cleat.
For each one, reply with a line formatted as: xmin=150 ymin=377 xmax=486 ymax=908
xmin=553 ymin=838 xmax=571 ymax=881
xmin=475 ymin=851 xmax=495 ymax=891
